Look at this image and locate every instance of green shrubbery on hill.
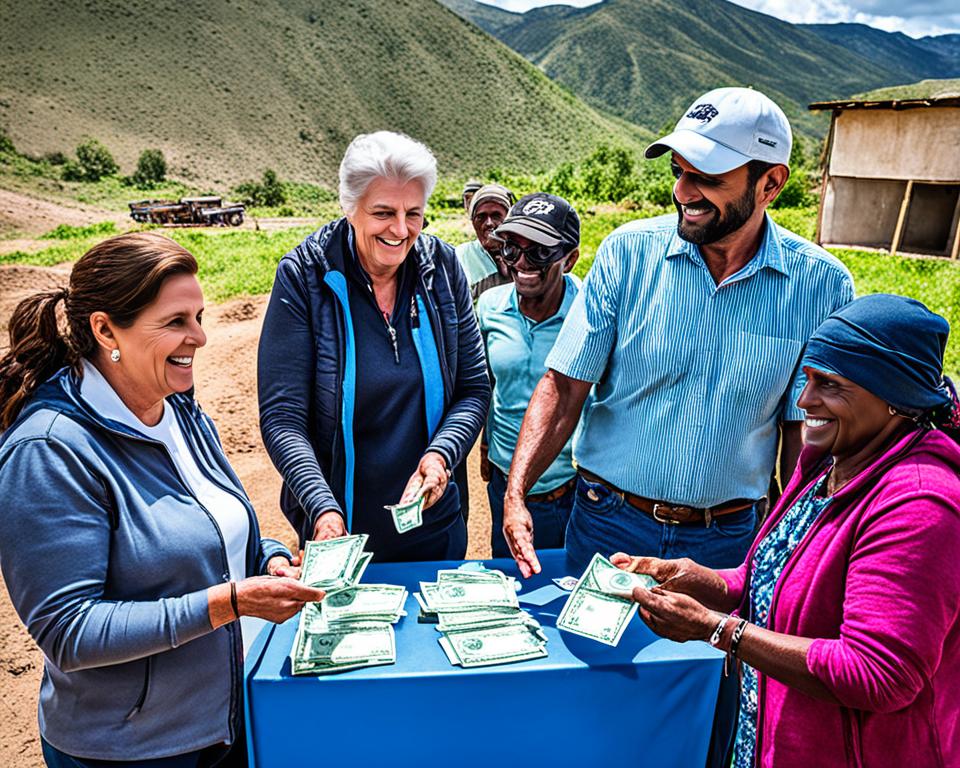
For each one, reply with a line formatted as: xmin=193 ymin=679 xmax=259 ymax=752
xmin=0 ymin=0 xmax=649 ymax=185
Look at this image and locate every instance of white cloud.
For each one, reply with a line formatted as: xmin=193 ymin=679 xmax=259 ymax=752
xmin=476 ymin=0 xmax=960 ymax=36
xmin=722 ymin=0 xmax=960 ymax=36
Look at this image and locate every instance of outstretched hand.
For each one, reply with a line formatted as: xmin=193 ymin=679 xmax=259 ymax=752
xmin=503 ymin=494 xmax=540 ymax=577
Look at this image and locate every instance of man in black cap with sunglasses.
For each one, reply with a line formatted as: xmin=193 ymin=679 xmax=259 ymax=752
xmin=477 ymin=193 xmax=582 ymax=558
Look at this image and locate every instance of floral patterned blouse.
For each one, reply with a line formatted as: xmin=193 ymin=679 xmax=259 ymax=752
xmin=733 ymin=471 xmax=832 ymax=768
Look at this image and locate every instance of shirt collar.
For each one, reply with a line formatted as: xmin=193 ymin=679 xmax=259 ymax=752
xmin=665 ymin=213 xmax=789 ymax=278
xmin=506 ymin=273 xmax=577 ymax=319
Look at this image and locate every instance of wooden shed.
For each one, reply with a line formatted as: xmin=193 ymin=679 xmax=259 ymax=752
xmin=809 ymin=93 xmax=960 ymax=259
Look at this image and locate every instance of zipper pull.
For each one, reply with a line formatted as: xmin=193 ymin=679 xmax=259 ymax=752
xmin=388 ymin=324 xmax=399 ymax=364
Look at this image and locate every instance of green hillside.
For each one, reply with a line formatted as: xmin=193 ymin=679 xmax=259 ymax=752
xmin=854 ymin=78 xmax=960 ymax=101
xmin=441 ymin=0 xmax=947 ymax=137
xmin=0 ymin=0 xmax=648 ymax=186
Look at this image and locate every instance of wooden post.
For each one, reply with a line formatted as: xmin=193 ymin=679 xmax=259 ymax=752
xmin=814 ymin=112 xmax=837 ymax=246
xmin=890 ymin=179 xmax=913 ymax=256
xmin=951 ymin=192 xmax=960 ymax=261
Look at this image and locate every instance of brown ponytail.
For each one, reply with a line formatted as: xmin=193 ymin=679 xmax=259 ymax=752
xmin=0 ymin=231 xmax=197 ymax=429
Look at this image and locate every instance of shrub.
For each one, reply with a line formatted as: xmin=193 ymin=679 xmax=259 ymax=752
xmin=64 ymin=138 xmax=118 ymax=181
xmin=234 ymin=169 xmax=287 ymax=207
xmin=580 ymin=145 xmax=635 ymax=202
xmin=260 ymin=169 xmax=286 ymax=207
xmin=132 ymin=148 xmax=167 ymax=187
xmin=44 ymin=151 xmax=67 ymax=165
xmin=772 ymin=168 xmax=815 ymax=209
xmin=0 ymin=128 xmax=14 ymax=154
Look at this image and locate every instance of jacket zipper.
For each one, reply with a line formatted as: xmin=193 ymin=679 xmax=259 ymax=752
xmin=76 ymin=413 xmax=242 ymax=744
xmin=366 ymin=282 xmax=399 ymax=364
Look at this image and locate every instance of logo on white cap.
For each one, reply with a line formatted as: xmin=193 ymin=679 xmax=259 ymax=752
xmin=686 ymin=104 xmax=718 ymax=124
xmin=522 ymin=200 xmax=555 ymax=216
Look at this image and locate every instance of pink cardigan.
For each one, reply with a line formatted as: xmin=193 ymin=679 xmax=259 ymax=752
xmin=719 ymin=429 xmax=960 ymax=767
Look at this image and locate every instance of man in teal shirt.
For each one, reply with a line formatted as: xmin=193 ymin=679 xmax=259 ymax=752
xmin=456 ymin=183 xmax=514 ymax=303
xmin=478 ymin=192 xmax=581 ymax=557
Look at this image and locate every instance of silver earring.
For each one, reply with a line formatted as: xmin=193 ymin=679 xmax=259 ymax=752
xmin=110 ymin=349 xmax=121 ymax=363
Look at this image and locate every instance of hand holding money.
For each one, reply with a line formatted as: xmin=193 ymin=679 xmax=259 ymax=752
xmin=632 ymin=587 xmax=722 ymax=644
xmin=266 ymin=551 xmax=302 ymax=579
xmin=401 ymin=451 xmax=449 ymax=510
xmin=235 ymin=576 xmax=326 ymax=623
xmin=313 ymin=510 xmax=348 ymax=541
xmin=609 ymin=553 xmax=732 ymax=607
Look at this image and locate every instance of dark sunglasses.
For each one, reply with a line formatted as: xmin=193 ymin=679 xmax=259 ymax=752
xmin=498 ymin=239 xmax=567 ymax=268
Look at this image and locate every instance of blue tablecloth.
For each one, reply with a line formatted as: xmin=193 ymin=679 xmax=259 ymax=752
xmin=245 ymin=550 xmax=723 ymax=768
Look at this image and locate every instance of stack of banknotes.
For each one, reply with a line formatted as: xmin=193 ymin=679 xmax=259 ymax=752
xmin=556 ymin=553 xmax=657 ymax=646
xmin=415 ymin=569 xmax=549 ymax=667
xmin=291 ymin=534 xmax=407 ymax=675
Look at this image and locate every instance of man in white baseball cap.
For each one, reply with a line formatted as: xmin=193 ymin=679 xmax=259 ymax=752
xmin=503 ymin=86 xmax=854 ymax=764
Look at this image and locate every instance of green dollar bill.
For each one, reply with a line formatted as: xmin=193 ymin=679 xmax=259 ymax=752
xmin=419 ymin=574 xmax=519 ymax=611
xmin=440 ymin=623 xmax=547 ymax=668
xmin=556 ymin=586 xmax=637 ymax=646
xmin=385 ymin=496 xmax=424 ymax=533
xmin=322 ymin=584 xmax=408 ymax=623
xmin=348 ymin=551 xmax=373 ymax=585
xmin=300 ymin=534 xmax=368 ymax=590
xmin=434 ymin=606 xmax=529 ymax=632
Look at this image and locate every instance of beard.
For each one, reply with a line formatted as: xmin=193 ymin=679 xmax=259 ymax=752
xmin=675 ymin=186 xmax=756 ymax=245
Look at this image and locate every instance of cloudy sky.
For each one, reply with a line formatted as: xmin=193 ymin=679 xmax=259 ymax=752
xmin=477 ymin=0 xmax=960 ymax=37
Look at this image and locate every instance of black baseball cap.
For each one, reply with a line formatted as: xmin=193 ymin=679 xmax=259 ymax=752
xmin=494 ymin=193 xmax=580 ymax=251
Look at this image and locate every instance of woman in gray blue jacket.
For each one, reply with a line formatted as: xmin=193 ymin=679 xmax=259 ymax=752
xmin=0 ymin=232 xmax=325 ymax=767
xmin=257 ymin=131 xmax=490 ymax=559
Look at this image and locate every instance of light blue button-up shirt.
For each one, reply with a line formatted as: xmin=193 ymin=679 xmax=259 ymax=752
xmin=478 ymin=274 xmax=580 ymax=494
xmin=545 ymin=213 xmax=854 ymax=507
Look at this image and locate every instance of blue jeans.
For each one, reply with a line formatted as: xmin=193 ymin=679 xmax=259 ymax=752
xmin=564 ymin=472 xmax=757 ymax=768
xmin=564 ymin=474 xmax=758 ymax=572
xmin=487 ymin=466 xmax=574 ymax=559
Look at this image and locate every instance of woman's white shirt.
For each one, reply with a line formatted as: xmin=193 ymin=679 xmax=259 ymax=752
xmin=79 ymin=359 xmax=252 ymax=611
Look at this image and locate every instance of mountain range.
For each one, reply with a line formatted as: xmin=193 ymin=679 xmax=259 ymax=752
xmin=441 ymin=0 xmax=960 ymax=138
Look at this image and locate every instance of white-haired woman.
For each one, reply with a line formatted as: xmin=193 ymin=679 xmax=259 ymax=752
xmin=257 ymin=131 xmax=490 ymax=561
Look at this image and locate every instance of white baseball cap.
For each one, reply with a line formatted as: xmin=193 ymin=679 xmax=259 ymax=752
xmin=645 ymin=87 xmax=792 ymax=175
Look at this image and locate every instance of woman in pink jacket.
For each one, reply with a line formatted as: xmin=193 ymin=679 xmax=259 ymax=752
xmin=613 ymin=294 xmax=960 ymax=767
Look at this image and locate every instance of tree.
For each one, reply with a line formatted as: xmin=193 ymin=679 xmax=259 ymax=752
xmin=259 ymin=169 xmax=286 ymax=207
xmin=132 ymin=149 xmax=167 ymax=187
xmin=581 ymin=145 xmax=636 ymax=203
xmin=64 ymin=138 xmax=118 ymax=181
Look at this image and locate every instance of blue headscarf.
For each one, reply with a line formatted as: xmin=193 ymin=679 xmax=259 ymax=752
xmin=801 ymin=294 xmax=956 ymax=420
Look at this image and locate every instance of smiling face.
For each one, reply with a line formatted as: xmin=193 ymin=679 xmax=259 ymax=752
xmin=347 ymin=176 xmax=425 ymax=277
xmin=671 ymin=153 xmax=757 ymax=245
xmin=471 ymin=200 xmax=508 ymax=255
xmin=502 ymin=233 xmax=574 ymax=301
xmin=797 ymin=367 xmax=898 ymax=461
xmin=97 ymin=273 xmax=206 ymax=411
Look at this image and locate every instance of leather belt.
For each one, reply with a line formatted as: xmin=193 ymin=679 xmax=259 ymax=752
xmin=526 ymin=476 xmax=577 ymax=504
xmin=577 ymin=469 xmax=757 ymax=527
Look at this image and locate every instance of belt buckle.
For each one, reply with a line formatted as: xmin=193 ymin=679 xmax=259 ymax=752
xmin=652 ymin=503 xmax=681 ymax=525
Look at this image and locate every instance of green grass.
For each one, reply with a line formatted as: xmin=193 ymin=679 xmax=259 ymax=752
xmin=3 ymin=204 xmax=957 ymax=374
